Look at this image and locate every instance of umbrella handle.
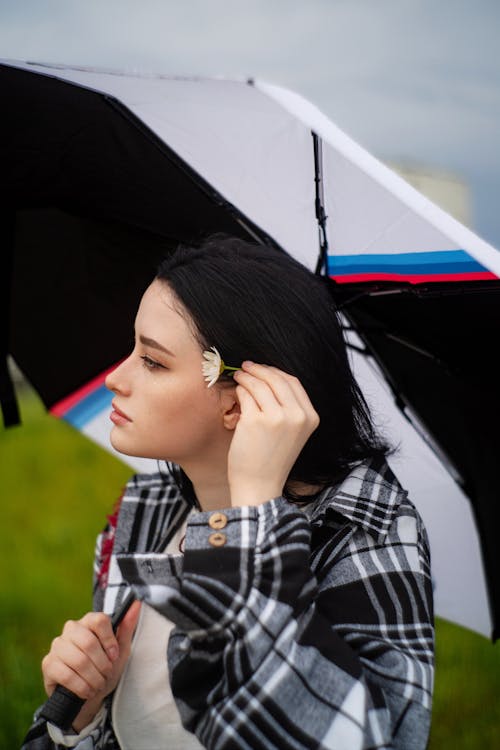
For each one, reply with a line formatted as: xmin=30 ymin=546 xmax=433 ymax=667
xmin=38 ymin=592 xmax=135 ymax=730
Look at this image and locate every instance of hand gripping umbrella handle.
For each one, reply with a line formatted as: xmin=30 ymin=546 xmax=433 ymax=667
xmin=38 ymin=592 xmax=135 ymax=730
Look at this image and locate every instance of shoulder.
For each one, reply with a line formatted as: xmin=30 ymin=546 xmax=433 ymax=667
xmin=308 ymin=457 xmax=430 ymax=562
xmin=118 ymin=468 xmax=186 ymax=522
xmin=310 ymin=459 xmax=407 ymax=530
xmin=117 ymin=469 xmax=189 ymax=514
xmin=122 ymin=469 xmax=180 ymax=497
xmin=114 ymin=468 xmax=190 ymax=552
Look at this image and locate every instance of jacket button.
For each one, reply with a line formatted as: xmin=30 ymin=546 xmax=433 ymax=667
xmin=208 ymin=532 xmax=227 ymax=547
xmin=209 ymin=512 xmax=228 ymax=530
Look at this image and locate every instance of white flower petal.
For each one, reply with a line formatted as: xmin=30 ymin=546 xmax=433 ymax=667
xmin=201 ymin=346 xmax=222 ymax=387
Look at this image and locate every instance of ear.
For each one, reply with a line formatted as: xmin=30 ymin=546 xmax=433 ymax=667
xmin=221 ymin=393 xmax=241 ymax=431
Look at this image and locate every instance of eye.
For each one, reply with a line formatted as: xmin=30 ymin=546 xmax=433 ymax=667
xmin=140 ymin=355 xmax=165 ymax=370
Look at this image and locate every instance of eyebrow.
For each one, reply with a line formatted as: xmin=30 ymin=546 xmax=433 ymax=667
xmin=139 ymin=335 xmax=176 ymax=357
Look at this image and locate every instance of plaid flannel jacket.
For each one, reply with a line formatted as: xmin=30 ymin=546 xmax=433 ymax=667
xmin=23 ymin=457 xmax=434 ymax=750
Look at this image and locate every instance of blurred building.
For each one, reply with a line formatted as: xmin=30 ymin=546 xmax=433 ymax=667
xmin=387 ymin=161 xmax=472 ymax=228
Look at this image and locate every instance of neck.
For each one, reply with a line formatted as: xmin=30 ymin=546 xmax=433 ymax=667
xmin=180 ymin=472 xmax=325 ymax=512
xmin=180 ymin=460 xmax=232 ymax=512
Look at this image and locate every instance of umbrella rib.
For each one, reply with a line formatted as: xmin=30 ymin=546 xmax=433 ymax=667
xmin=102 ymin=94 xmax=283 ymax=253
xmin=312 ymin=132 xmax=329 ymax=276
xmin=384 ymin=333 xmax=446 ymax=366
xmin=345 ymin=342 xmax=369 ymax=355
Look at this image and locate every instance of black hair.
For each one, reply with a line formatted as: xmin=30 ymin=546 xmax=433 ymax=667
xmin=156 ymin=234 xmax=391 ymax=501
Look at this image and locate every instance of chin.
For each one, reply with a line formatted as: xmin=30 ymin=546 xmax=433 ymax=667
xmin=109 ymin=431 xmax=137 ymax=457
xmin=109 ymin=433 xmax=164 ymax=461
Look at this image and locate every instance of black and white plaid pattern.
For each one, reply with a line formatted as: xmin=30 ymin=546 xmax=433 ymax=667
xmin=23 ymin=458 xmax=434 ymax=750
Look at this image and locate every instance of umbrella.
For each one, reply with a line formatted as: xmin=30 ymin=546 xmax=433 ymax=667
xmin=1 ymin=59 xmax=499 ymax=641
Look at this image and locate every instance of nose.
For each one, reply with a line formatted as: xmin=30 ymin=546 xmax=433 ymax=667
xmin=105 ymin=356 xmax=132 ymax=395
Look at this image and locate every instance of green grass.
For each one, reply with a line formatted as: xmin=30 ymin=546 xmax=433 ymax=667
xmin=1 ymin=387 xmax=499 ymax=748
xmin=0 ymin=387 xmax=131 ymax=747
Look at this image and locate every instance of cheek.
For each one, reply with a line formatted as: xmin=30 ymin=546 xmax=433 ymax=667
xmin=147 ymin=381 xmax=221 ymax=439
xmin=110 ymin=378 xmax=223 ymax=461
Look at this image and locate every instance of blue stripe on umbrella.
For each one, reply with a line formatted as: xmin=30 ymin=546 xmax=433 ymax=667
xmin=327 ymin=249 xmax=487 ymax=276
xmin=63 ymin=385 xmax=113 ymax=429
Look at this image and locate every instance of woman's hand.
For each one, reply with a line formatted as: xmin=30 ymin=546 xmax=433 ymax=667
xmin=41 ymin=601 xmax=141 ymax=733
xmin=228 ymin=362 xmax=319 ymax=507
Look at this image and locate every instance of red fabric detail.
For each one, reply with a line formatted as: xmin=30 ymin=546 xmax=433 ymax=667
xmin=96 ymin=489 xmax=125 ymax=590
xmin=330 ymin=271 xmax=497 ymax=285
xmin=50 ymin=360 xmax=125 ymax=417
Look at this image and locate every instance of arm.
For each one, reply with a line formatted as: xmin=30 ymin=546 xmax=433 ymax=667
xmin=21 ymin=497 xmax=138 ymax=750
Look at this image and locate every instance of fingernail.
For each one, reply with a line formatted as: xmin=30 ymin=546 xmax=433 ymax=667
xmin=242 ymin=360 xmax=254 ymax=368
xmin=108 ymin=646 xmax=119 ymax=661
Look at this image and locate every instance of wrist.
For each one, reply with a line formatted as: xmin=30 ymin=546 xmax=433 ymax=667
xmin=229 ymin=482 xmax=283 ymax=507
xmin=72 ymin=697 xmax=104 ymax=734
xmin=47 ymin=703 xmax=107 ymax=747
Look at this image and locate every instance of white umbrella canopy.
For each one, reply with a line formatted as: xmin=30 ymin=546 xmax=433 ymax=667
xmin=2 ymin=59 xmax=498 ymax=639
xmin=6 ymin=59 xmax=499 ymax=278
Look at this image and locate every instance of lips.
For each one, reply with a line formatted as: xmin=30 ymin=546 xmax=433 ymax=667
xmin=111 ymin=402 xmax=132 ymax=422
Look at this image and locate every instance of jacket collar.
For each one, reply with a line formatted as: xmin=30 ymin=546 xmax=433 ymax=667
xmin=307 ymin=458 xmax=407 ymax=544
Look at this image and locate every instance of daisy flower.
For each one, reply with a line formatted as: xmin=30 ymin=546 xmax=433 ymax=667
xmin=202 ymin=346 xmax=240 ymax=387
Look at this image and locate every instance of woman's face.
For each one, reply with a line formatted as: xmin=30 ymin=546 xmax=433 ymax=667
xmin=105 ymin=280 xmax=230 ymax=465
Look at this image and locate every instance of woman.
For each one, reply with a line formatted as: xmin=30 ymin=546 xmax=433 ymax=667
xmin=23 ymin=235 xmax=434 ymax=749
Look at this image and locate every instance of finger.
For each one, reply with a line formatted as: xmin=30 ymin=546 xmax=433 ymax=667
xmin=43 ymin=639 xmax=110 ymax=699
xmin=43 ymin=655 xmax=98 ymax=700
xmin=79 ymin=612 xmax=119 ymax=662
xmin=263 ymin=366 xmax=319 ymax=416
xmin=234 ymin=383 xmax=261 ymax=417
xmin=242 ymin=363 xmax=303 ymax=404
xmin=233 ymin=370 xmax=285 ymax=413
xmin=241 ymin=364 xmax=319 ymax=433
xmin=62 ymin=619 xmax=116 ymax=676
xmin=116 ymin=600 xmax=141 ymax=652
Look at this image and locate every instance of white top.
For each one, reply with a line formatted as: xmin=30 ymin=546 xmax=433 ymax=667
xmin=112 ymin=602 xmax=202 ymax=749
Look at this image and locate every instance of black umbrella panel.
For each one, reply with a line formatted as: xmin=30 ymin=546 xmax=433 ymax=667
xmin=0 ymin=62 xmax=277 ymax=426
xmin=336 ymin=280 xmax=500 ymax=641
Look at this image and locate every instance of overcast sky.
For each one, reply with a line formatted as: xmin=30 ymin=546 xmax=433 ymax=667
xmin=1 ymin=0 xmax=499 ymax=249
